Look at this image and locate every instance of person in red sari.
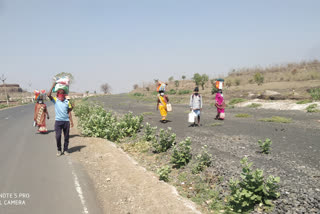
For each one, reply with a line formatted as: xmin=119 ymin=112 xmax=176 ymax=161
xmin=34 ymin=92 xmax=50 ymax=133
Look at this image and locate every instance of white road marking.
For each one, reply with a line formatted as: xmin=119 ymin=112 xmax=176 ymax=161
xmin=68 ymin=158 xmax=89 ymax=214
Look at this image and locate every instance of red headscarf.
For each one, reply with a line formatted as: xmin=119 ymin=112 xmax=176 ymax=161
xmin=57 ymin=89 xmax=66 ymax=101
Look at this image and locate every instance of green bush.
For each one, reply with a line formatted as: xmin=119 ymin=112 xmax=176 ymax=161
xmin=171 ymin=137 xmax=192 ymax=168
xmin=235 ymin=79 xmax=241 ymax=86
xmin=228 ymin=157 xmax=280 ymax=213
xmin=296 ymin=100 xmax=312 ymax=104
xmin=246 ymin=103 xmax=262 ymax=108
xmin=211 ymin=87 xmax=218 ymax=95
xmin=133 ymin=92 xmax=144 ymax=97
xmin=309 ymin=88 xmax=320 ymax=100
xmin=152 ymin=127 xmax=176 ymax=153
xmin=152 ymin=91 xmax=158 ymax=95
xmin=174 ymin=80 xmax=179 ymax=87
xmin=167 ymin=89 xmax=177 ymax=95
xmin=258 ymin=138 xmax=272 ymax=154
xmin=229 ymin=98 xmax=246 ymax=105
xmin=157 ymin=165 xmax=171 ymax=182
xmin=259 ymin=116 xmax=292 ymax=123
xmin=306 ymin=104 xmax=319 ymax=113
xmin=75 ymin=103 xmax=143 ymax=142
xmin=178 ymin=90 xmax=192 ymax=95
xmin=254 ymin=73 xmax=264 ymax=85
xmin=143 ymin=123 xmax=157 ymax=142
xmin=192 ymin=145 xmax=212 ymax=174
xmin=235 ymin=113 xmax=251 ymax=118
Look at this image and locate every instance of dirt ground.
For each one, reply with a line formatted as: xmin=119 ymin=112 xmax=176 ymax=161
xmin=87 ymin=94 xmax=320 ymax=214
xmin=69 ymin=117 xmax=201 ymax=214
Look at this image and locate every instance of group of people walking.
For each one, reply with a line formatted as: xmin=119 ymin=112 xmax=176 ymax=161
xmin=156 ymin=84 xmax=225 ymax=126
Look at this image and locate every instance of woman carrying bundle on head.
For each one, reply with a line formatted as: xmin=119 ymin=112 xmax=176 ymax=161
xmin=34 ymin=90 xmax=49 ymax=133
xmin=215 ymin=89 xmax=225 ymax=120
xmin=156 ymin=91 xmax=169 ymax=122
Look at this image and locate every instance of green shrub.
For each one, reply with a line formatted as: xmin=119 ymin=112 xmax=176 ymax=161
xmin=296 ymin=100 xmax=312 ymax=104
xmin=254 ymin=73 xmax=264 ymax=85
xmin=246 ymin=103 xmax=262 ymax=108
xmin=178 ymin=90 xmax=192 ymax=95
xmin=157 ymin=165 xmax=171 ymax=182
xmin=174 ymin=80 xmax=179 ymax=87
xmin=211 ymin=87 xmax=218 ymax=95
xmin=229 ymin=98 xmax=246 ymax=105
xmin=133 ymin=92 xmax=144 ymax=97
xmin=309 ymin=88 xmax=320 ymax=100
xmin=306 ymin=104 xmax=319 ymax=113
xmin=152 ymin=91 xmax=158 ymax=95
xmin=0 ymin=104 xmax=8 ymax=109
xmin=143 ymin=123 xmax=157 ymax=142
xmin=235 ymin=79 xmax=241 ymax=86
xmin=258 ymin=138 xmax=272 ymax=154
xmin=167 ymin=89 xmax=177 ymax=95
xmin=152 ymin=127 xmax=176 ymax=153
xmin=228 ymin=157 xmax=280 ymax=213
xmin=192 ymin=145 xmax=212 ymax=174
xmin=75 ymin=103 xmax=143 ymax=142
xmin=259 ymin=116 xmax=292 ymax=123
xmin=171 ymin=137 xmax=192 ymax=168
xmin=235 ymin=113 xmax=251 ymax=118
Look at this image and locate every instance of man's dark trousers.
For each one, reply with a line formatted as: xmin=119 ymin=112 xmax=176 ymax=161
xmin=55 ymin=121 xmax=70 ymax=151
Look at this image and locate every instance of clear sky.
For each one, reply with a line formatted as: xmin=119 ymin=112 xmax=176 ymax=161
xmin=1 ymin=0 xmax=320 ymax=93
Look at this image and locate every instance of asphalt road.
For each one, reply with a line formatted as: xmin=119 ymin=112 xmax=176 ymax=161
xmin=0 ymin=104 xmax=102 ymax=214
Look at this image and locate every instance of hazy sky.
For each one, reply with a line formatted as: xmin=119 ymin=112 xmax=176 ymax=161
xmin=1 ymin=0 xmax=320 ymax=93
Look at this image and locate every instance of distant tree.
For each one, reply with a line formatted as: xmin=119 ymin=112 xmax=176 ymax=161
xmin=225 ymin=80 xmax=232 ymax=87
xmin=55 ymin=72 xmax=74 ymax=85
xmin=94 ymin=91 xmax=97 ymax=94
xmin=101 ymin=83 xmax=111 ymax=94
xmin=86 ymin=91 xmax=89 ymax=96
xmin=168 ymin=76 xmax=174 ymax=82
xmin=200 ymin=74 xmax=209 ymax=90
xmin=182 ymin=75 xmax=186 ymax=80
xmin=254 ymin=73 xmax=264 ymax=85
xmin=146 ymin=87 xmax=150 ymax=91
xmin=192 ymin=73 xmax=202 ymax=86
xmin=133 ymin=84 xmax=139 ymax=90
xmin=174 ymin=80 xmax=179 ymax=88
xmin=154 ymin=79 xmax=159 ymax=83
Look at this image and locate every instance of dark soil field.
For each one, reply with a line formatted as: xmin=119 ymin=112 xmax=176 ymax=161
xmin=90 ymin=94 xmax=320 ymax=213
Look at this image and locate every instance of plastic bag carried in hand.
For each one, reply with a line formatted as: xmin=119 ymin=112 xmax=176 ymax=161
xmin=188 ymin=111 xmax=196 ymax=123
xmin=53 ymin=76 xmax=70 ymax=94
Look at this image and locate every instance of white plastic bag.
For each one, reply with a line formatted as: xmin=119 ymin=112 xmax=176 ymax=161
xmin=166 ymin=103 xmax=172 ymax=112
xmin=188 ymin=111 xmax=196 ymax=123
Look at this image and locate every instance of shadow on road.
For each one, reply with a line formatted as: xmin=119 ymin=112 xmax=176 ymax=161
xmin=35 ymin=130 xmax=55 ymax=134
xmin=68 ymin=145 xmax=86 ymax=153
xmin=69 ymin=134 xmax=80 ymax=139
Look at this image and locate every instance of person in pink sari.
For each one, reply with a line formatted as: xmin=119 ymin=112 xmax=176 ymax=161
xmin=215 ymin=90 xmax=226 ymax=120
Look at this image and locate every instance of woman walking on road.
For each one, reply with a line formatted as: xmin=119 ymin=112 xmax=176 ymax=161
xmin=33 ymin=91 xmax=49 ymax=133
xmin=157 ymin=91 xmax=169 ymax=122
xmin=215 ymin=89 xmax=225 ymax=120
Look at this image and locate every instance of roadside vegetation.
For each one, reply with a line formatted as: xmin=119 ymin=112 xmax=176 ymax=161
xmin=74 ymin=100 xmax=281 ymax=213
xmin=259 ymin=116 xmax=292 ymax=123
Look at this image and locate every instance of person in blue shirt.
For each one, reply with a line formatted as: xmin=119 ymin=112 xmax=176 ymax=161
xmin=48 ymin=82 xmax=72 ymax=157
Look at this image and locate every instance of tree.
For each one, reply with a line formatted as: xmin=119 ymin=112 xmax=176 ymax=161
xmin=254 ymin=73 xmax=264 ymax=85
xmin=174 ymin=80 xmax=179 ymax=88
xmin=133 ymin=84 xmax=139 ymax=90
xmin=192 ymin=73 xmax=202 ymax=86
xmin=200 ymin=74 xmax=209 ymax=90
xmin=55 ymin=72 xmax=74 ymax=85
xmin=101 ymin=83 xmax=110 ymax=94
xmin=168 ymin=76 xmax=174 ymax=82
xmin=182 ymin=75 xmax=186 ymax=80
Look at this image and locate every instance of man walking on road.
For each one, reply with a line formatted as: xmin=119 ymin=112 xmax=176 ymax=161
xmin=48 ymin=82 xmax=72 ymax=156
xmin=190 ymin=87 xmax=202 ymax=126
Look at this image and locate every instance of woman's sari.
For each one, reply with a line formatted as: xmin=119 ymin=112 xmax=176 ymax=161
xmin=215 ymin=93 xmax=225 ymax=119
xmin=34 ymin=103 xmax=48 ymax=133
xmin=158 ymin=94 xmax=167 ymax=119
